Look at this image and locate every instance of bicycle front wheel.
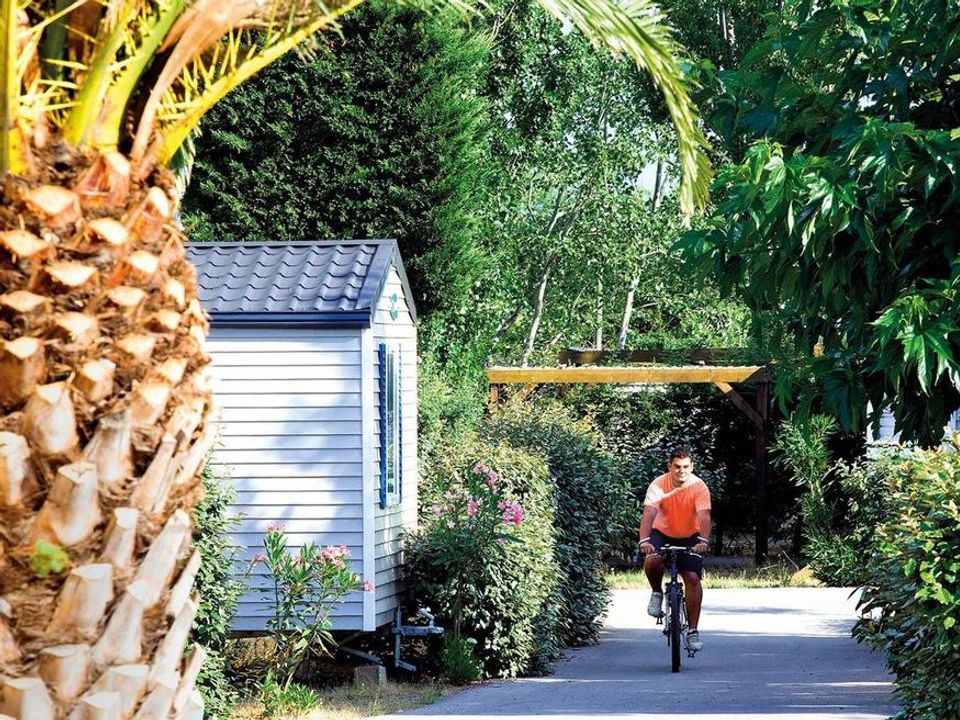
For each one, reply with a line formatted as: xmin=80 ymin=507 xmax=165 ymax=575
xmin=668 ymin=585 xmax=682 ymax=672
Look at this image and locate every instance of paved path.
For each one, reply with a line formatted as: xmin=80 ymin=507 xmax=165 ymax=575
xmin=382 ymin=588 xmax=898 ymax=720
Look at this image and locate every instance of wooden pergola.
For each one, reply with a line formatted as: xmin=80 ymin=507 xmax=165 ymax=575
xmin=487 ymin=351 xmax=772 ymax=563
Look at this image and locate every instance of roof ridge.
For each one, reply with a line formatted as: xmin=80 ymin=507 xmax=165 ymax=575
xmin=188 ymin=239 xmax=396 ymax=247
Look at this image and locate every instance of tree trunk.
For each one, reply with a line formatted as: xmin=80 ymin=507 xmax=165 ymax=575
xmin=652 ymin=159 xmax=664 ymax=212
xmin=0 ymin=148 xmax=212 ymax=718
xmin=521 ymin=256 xmax=553 ymax=367
xmin=594 ymin=277 xmax=603 ymax=350
xmin=617 ymin=275 xmax=641 ymax=351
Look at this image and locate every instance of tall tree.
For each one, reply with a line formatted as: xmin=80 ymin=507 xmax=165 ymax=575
xmin=680 ymin=0 xmax=960 ymax=445
xmin=468 ymin=1 xmax=747 ymax=366
xmin=0 ymin=0 xmax=707 ymax=716
xmin=183 ymin=4 xmax=492 ymax=316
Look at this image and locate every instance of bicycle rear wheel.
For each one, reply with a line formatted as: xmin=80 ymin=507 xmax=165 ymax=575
xmin=668 ymin=585 xmax=681 ymax=672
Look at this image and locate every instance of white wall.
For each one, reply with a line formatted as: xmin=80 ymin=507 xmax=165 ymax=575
xmin=870 ymin=407 xmax=960 ymax=448
xmin=371 ymin=265 xmax=419 ymax=627
xmin=207 ymin=327 xmax=367 ymax=631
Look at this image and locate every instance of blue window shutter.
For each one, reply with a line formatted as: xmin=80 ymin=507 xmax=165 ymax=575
xmin=378 ymin=343 xmax=387 ymax=508
xmin=397 ymin=348 xmax=402 ymax=504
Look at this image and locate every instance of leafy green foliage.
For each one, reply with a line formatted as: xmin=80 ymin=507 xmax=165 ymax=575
xmin=415 ymin=460 xmax=528 ymax=639
xmin=182 ymin=2 xmax=491 ymax=316
xmin=260 ymin=675 xmax=321 ymax=719
xmin=439 ymin=635 xmax=482 ymax=685
xmin=485 ymin=400 xmax=624 ymax=646
xmin=681 ymin=0 xmax=960 ymax=444
xmin=407 ymin=437 xmax=562 ymax=678
xmin=254 ymin=529 xmax=365 ymax=689
xmin=773 ymin=415 xmax=894 ymax=586
xmin=855 ymin=445 xmax=960 ymax=719
xmin=29 ymin=539 xmax=68 ymax=578
xmin=192 ymin=465 xmax=244 ymax=719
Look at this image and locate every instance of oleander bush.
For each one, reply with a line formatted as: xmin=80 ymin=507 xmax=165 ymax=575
xmin=407 ymin=436 xmax=562 ymax=679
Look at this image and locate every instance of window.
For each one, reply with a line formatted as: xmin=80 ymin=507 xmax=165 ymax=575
xmin=378 ymin=343 xmax=401 ymax=508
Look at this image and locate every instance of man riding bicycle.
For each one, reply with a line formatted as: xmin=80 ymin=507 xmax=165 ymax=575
xmin=638 ymin=447 xmax=711 ymax=652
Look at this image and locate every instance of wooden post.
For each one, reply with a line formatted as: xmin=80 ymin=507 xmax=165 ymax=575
xmin=488 ymin=384 xmax=500 ymax=410
xmin=755 ymin=380 xmax=769 ymax=565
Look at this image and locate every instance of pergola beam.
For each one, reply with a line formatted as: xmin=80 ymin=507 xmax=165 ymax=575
xmin=715 ymin=381 xmax=764 ymax=430
xmin=487 ymin=365 xmax=767 ymax=385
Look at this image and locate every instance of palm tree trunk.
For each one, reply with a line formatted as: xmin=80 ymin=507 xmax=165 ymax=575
xmin=0 ymin=148 xmax=213 ymax=719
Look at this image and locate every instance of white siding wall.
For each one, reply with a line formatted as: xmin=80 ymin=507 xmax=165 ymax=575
xmin=871 ymin=407 xmax=960 ymax=448
xmin=371 ymin=266 xmax=418 ymax=627
xmin=207 ymin=327 xmax=367 ymax=631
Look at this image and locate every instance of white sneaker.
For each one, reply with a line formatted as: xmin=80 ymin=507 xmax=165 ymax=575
xmin=647 ymin=591 xmax=664 ymax=618
xmin=687 ymin=629 xmax=703 ymax=651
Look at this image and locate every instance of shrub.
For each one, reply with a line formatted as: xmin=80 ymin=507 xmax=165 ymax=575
xmin=439 ymin=635 xmax=481 ymax=684
xmin=773 ymin=415 xmax=893 ymax=585
xmin=408 ymin=436 xmax=562 ymax=678
xmin=855 ymin=446 xmax=960 ymax=720
xmin=260 ymin=676 xmax=321 ymax=719
xmin=485 ymin=400 xmax=626 ymax=646
xmin=192 ymin=465 xmax=243 ymax=719
xmin=253 ymin=528 xmax=368 ymax=689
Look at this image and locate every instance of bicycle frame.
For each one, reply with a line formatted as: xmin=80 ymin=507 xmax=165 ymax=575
xmin=658 ymin=545 xmax=699 ymax=671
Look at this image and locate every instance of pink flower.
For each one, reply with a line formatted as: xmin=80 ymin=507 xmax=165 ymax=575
xmin=266 ymin=523 xmax=286 ymax=533
xmin=487 ymin=470 xmax=499 ymax=483
xmin=253 ymin=552 xmax=266 ymax=563
xmin=444 ymin=491 xmax=454 ymax=500
xmin=498 ymin=500 xmax=507 ymax=510
xmin=363 ymin=580 xmax=375 ymax=592
xmin=320 ymin=545 xmax=350 ymax=565
xmin=501 ymin=501 xmax=524 ymax=525
xmin=432 ymin=504 xmax=443 ymax=516
xmin=497 ymin=539 xmax=507 ymax=546
xmin=467 ymin=499 xmax=479 ymax=516
xmin=472 ymin=462 xmax=487 ymax=475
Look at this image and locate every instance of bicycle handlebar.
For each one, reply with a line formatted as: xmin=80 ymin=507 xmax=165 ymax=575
xmin=658 ymin=545 xmax=702 ymax=558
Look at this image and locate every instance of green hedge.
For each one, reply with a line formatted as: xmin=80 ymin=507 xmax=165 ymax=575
xmin=407 ymin=435 xmax=563 ymax=678
xmin=855 ymin=446 xmax=960 ymax=719
xmin=485 ymin=400 xmax=628 ymax=647
xmin=192 ymin=465 xmax=243 ymax=719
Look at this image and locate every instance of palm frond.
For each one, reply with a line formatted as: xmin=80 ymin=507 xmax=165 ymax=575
xmin=131 ymin=0 xmax=363 ymax=171
xmin=61 ymin=0 xmax=141 ymax=146
xmin=0 ymin=0 xmax=29 ymax=173
xmin=539 ymin=0 xmax=711 ymax=215
xmin=6 ymin=0 xmax=710 ymax=212
xmin=90 ymin=0 xmax=187 ymax=147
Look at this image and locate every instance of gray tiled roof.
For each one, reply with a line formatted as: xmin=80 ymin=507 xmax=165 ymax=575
xmin=187 ymin=240 xmax=413 ymax=326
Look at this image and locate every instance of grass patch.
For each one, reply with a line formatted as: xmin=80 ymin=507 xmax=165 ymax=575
xmin=230 ymin=680 xmax=451 ymax=720
xmin=606 ymin=560 xmax=823 ymax=590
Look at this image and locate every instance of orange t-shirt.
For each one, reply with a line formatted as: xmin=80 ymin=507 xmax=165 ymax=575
xmin=644 ymin=473 xmax=711 ymax=538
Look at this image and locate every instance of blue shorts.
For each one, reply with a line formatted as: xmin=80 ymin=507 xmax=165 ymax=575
xmin=650 ymin=529 xmax=703 ymax=578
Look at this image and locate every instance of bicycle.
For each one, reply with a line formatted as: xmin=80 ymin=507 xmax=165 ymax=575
xmin=656 ymin=544 xmax=701 ymax=673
